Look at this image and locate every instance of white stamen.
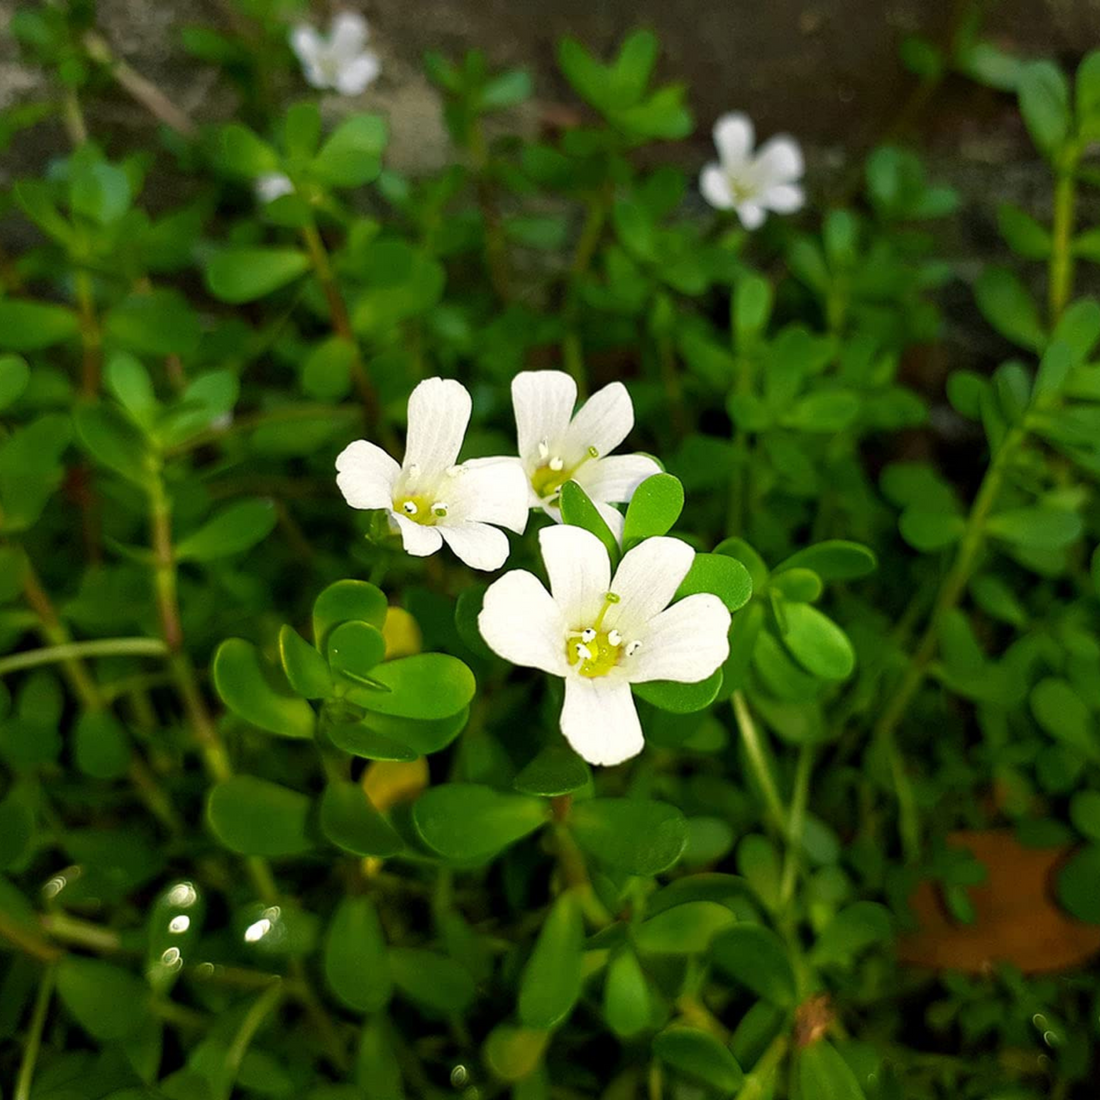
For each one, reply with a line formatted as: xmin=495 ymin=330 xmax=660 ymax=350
xmin=608 ymin=629 xmax=622 ymax=647
xmin=402 ymin=500 xmax=418 ymax=515
xmin=549 ymin=457 xmax=564 ymax=472
xmin=580 ymin=628 xmax=596 ymax=643
xmin=432 ymin=503 xmax=449 ymax=518
xmin=587 ymin=445 xmax=599 ymax=458
xmin=626 ymin=641 xmax=642 ymax=657
xmin=575 ymin=643 xmax=592 ymax=661
xmin=537 ymin=440 xmax=550 ymax=460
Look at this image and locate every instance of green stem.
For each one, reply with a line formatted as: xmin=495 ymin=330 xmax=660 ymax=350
xmin=736 ymin=1033 xmax=791 ymax=1100
xmin=561 ymin=191 xmax=611 ymax=398
xmin=871 ymin=423 xmax=1028 ymax=861
xmin=726 ymin=349 xmax=754 ymax=537
xmin=778 ymin=744 xmax=814 ymax=912
xmin=15 ymin=964 xmax=56 ymax=1100
xmin=0 ymin=637 xmax=168 ymax=677
xmin=468 ymin=116 xmax=511 ymax=301
xmin=220 ymin=982 xmax=285 ymax=1099
xmin=167 ymin=402 xmax=359 ymax=456
xmin=1048 ymin=148 xmax=1079 ymax=322
xmin=40 ymin=912 xmax=122 ymax=953
xmin=732 ymin=691 xmax=788 ymax=836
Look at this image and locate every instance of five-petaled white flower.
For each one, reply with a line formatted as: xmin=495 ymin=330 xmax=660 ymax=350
xmin=502 ymin=371 xmax=660 ymax=540
xmin=479 ymin=525 xmax=731 ymax=766
xmin=699 ymin=112 xmax=804 ymax=230
xmin=336 ymin=378 xmax=529 ymax=572
xmin=255 ymin=172 xmax=294 ymax=204
xmin=290 ymin=11 xmax=381 ymax=96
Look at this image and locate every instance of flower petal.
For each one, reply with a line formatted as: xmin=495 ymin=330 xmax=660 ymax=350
xmin=595 ymin=501 xmax=624 ymax=543
xmin=335 ymin=440 xmax=400 ymax=510
xmin=626 ymin=594 xmax=731 ymax=684
xmin=762 ymin=182 xmax=805 ymax=214
xmin=574 ymin=454 xmax=661 ymax=504
xmin=606 ymin=536 xmax=694 ymax=637
xmin=479 ymin=570 xmax=569 ymax=675
xmin=700 ymin=164 xmax=734 ymax=210
xmin=449 ymin=457 xmax=529 ymax=532
xmin=403 ymin=377 xmax=471 ymax=475
xmin=736 ymin=201 xmax=767 ymax=231
xmin=391 ymin=513 xmax=443 ymax=557
xmin=335 ymin=52 xmax=381 ymax=95
xmin=330 ymin=11 xmax=369 ymax=56
xmin=714 ymin=112 xmax=754 ymax=167
xmin=560 ymin=381 xmax=635 ymax=465
xmin=539 ymin=524 xmax=611 ymax=624
xmin=289 ymin=25 xmax=323 ymax=65
xmin=753 ymin=135 xmax=804 ymax=185
xmin=439 ymin=522 xmax=511 ymax=571
xmin=560 ymin=677 xmax=644 ymax=767
xmin=512 ymin=371 xmax=577 ymax=466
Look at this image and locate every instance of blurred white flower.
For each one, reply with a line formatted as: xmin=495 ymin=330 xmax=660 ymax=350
xmin=336 ymin=377 xmax=529 ymax=571
xmin=699 ymin=112 xmax=804 ymax=230
xmin=496 ymin=371 xmax=660 ymax=541
xmin=479 ymin=526 xmax=730 ymax=766
xmin=289 ymin=11 xmax=381 ymax=96
xmin=255 ymin=172 xmax=294 ymax=204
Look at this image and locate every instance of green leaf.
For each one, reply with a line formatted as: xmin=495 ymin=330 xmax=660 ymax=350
xmin=1034 ymin=341 xmax=1073 ymax=399
xmin=324 ymin=895 xmax=391 ymax=1012
xmin=633 ymin=668 xmax=723 ymax=714
xmin=302 ymin=336 xmax=355 ymax=400
xmin=996 ymin=203 xmax=1052 ymax=259
xmin=1018 ymin=60 xmax=1071 ymax=157
xmin=0 ymin=791 xmax=33 ymax=869
xmin=621 ymin=474 xmax=684 ymax=548
xmin=478 ymin=68 xmax=534 ymax=110
xmin=570 ymin=798 xmax=687 ymax=875
xmin=206 ymin=776 xmax=313 ymax=856
xmin=176 ymin=500 xmax=277 ymax=561
xmin=734 ymin=273 xmax=773 ymax=346
xmin=711 ymin=924 xmax=797 ymax=1006
xmin=69 ymin=154 xmax=132 ymax=224
xmin=675 ymin=552 xmax=753 ymax=612
xmin=559 ymin=480 xmax=619 ymax=567
xmin=74 ymin=404 xmax=150 ymax=484
xmin=483 ymin=1025 xmax=549 ymax=1082
xmin=1057 ymin=844 xmax=1100 ymax=923
xmin=57 ymin=957 xmax=148 ymax=1040
xmin=798 ymin=1041 xmax=867 ymax=1100
xmin=986 ymin=507 xmax=1082 ymax=550
xmin=634 ymin=901 xmax=736 ymax=955
xmin=413 ymin=784 xmax=549 ymax=861
xmin=811 ymin=902 xmax=893 ymax=965
xmin=603 ymin=947 xmax=651 ymax=1038
xmin=973 ymin=267 xmax=1045 ymax=350
xmin=219 ymin=123 xmax=280 ymax=176
xmin=313 ymin=580 xmax=388 ymax=646
xmin=774 ymin=540 xmax=877 ymax=581
xmin=1031 ymin=677 xmax=1099 ymax=761
xmin=278 ymin=625 xmax=333 ymax=699
xmin=388 ymin=947 xmax=476 ymax=1014
xmin=145 ymin=879 xmax=205 ymax=995
xmin=1076 ymin=50 xmax=1100 ymax=138
xmin=781 ymin=391 xmax=861 ymax=433
xmin=205 ymin=248 xmax=310 ymax=303
xmin=74 ymin=710 xmax=131 ymax=780
xmin=514 ymin=743 xmax=590 ymax=797
xmin=355 ymin=653 xmax=475 ymax=719
xmin=518 ymin=891 xmax=584 ymax=1029
xmin=653 ymin=1027 xmax=743 ymax=1093
xmin=0 ymin=545 xmax=26 ymax=602
xmin=0 ymin=355 xmax=30 ymax=410
xmin=327 ymin=620 xmax=386 ymax=684
xmin=105 ymin=352 xmax=158 ymax=429
xmin=1069 ymin=790 xmax=1100 ymax=841
xmin=105 ymin=289 xmax=201 ymax=358
xmin=899 ymin=508 xmax=965 ymax=552
xmin=326 ymin=720 xmax=417 ymax=762
xmin=319 ymin=781 xmax=402 ymax=857
xmin=213 ymin=638 xmax=316 ymax=740
xmin=777 ymin=602 xmax=856 ymax=681
xmin=359 ymin=707 xmax=469 ymax=757
xmin=312 ymin=115 xmax=388 ymax=188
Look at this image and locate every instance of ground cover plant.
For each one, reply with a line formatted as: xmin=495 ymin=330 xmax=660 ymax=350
xmin=2 ymin=3 xmax=1100 ymax=1098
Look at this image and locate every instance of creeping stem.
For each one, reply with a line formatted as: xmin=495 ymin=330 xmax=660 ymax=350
xmin=1048 ymin=140 xmax=1080 ymax=322
xmin=871 ymin=424 xmax=1028 ymax=861
xmin=14 ymin=965 xmax=56 ymax=1100
xmin=731 ymin=691 xmax=788 ymax=836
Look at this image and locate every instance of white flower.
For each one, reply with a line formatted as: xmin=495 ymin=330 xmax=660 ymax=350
xmin=699 ymin=112 xmax=804 ymax=230
xmin=501 ymin=370 xmax=660 ymax=540
xmin=479 ymin=525 xmax=731 ymax=766
xmin=289 ymin=12 xmax=381 ymax=96
xmin=335 ymin=378 xmax=529 ymax=571
xmin=255 ymin=172 xmax=294 ymax=204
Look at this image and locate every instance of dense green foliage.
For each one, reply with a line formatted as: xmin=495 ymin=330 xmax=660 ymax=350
xmin=2 ymin=3 xmax=1100 ymax=1099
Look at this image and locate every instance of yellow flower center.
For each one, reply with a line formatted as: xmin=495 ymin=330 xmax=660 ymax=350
xmin=393 ymin=493 xmax=448 ymax=526
xmin=530 ymin=445 xmax=599 ymax=503
xmin=564 ymin=592 xmax=641 ymax=679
